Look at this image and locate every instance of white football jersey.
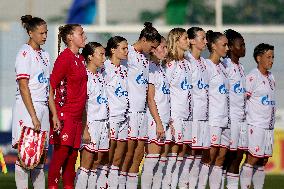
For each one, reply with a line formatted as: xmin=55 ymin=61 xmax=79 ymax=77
xmin=246 ymin=68 xmax=276 ymax=129
xmin=222 ymin=58 xmax=246 ymax=122
xmin=206 ymin=59 xmax=229 ymax=127
xmin=165 ymin=59 xmax=193 ymax=120
xmin=86 ymin=69 xmax=108 ymax=121
xmin=103 ymin=59 xmax=128 ymax=117
xmin=15 ymin=44 xmax=50 ymax=102
xmin=147 ymin=61 xmax=171 ymax=124
xmin=185 ymin=51 xmax=209 ymax=121
xmin=126 ymin=45 xmax=149 ymax=112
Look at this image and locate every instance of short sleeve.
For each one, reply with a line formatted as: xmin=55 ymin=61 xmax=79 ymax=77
xmin=15 ymin=49 xmax=32 ymax=80
xmin=50 ymin=53 xmax=69 ymax=89
xmin=246 ymin=73 xmax=257 ymax=97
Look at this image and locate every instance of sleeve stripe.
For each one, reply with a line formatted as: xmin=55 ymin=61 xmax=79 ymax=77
xmin=16 ymin=75 xmax=30 ymax=80
xmin=16 ymin=74 xmax=30 ymax=77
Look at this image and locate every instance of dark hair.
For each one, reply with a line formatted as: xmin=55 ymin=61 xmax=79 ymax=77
xmin=224 ymin=29 xmax=243 ymax=47
xmin=82 ymin=42 xmax=103 ymax=63
xmin=105 ymin=36 xmax=127 ymax=57
xmin=139 ymin=22 xmax=161 ymax=43
xmin=253 ymin=43 xmax=274 ymax=63
xmin=187 ymin=27 xmax=204 ymax=39
xmin=21 ymin=15 xmax=46 ymax=33
xmin=58 ymin=24 xmax=81 ymax=55
xmin=206 ymin=30 xmax=225 ymax=52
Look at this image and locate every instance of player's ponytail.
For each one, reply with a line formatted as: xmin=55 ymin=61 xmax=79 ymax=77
xmin=57 ymin=24 xmax=81 ymax=55
xmin=21 ymin=15 xmax=46 ymax=34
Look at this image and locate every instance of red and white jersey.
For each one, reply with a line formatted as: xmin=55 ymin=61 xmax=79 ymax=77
xmin=15 ymin=44 xmax=50 ymax=102
xmin=147 ymin=61 xmax=171 ymax=124
xmin=246 ymin=68 xmax=276 ymax=129
xmin=185 ymin=51 xmax=209 ymax=121
xmin=103 ymin=59 xmax=128 ymax=117
xmin=165 ymin=59 xmax=192 ymax=120
xmin=222 ymin=58 xmax=246 ymax=122
xmin=86 ymin=69 xmax=108 ymax=121
xmin=126 ymin=45 xmax=149 ymax=112
xmin=206 ymin=59 xmax=229 ymax=127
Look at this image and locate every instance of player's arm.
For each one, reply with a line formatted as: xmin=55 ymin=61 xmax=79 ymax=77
xmin=48 ymin=86 xmax=61 ymax=132
xmin=82 ymin=108 xmax=91 ymax=143
xmin=147 ymin=83 xmax=164 ymax=139
xmin=18 ymin=79 xmax=41 ymax=131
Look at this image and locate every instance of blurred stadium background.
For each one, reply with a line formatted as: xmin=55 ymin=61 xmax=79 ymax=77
xmin=0 ymin=0 xmax=284 ymax=188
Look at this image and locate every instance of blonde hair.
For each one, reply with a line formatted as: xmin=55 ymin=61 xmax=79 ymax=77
xmin=167 ymin=28 xmax=186 ymax=61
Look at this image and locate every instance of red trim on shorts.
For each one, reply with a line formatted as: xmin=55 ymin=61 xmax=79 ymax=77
xmin=97 ymin=149 xmax=109 ymax=152
xmin=248 ymin=150 xmax=267 ymax=158
xmin=79 ymin=145 xmax=96 ymax=153
xmin=147 ymin=139 xmax=166 ymax=146
xmin=110 ymin=138 xmax=128 ymax=142
xmin=183 ymin=140 xmax=192 ymax=144
xmin=191 ymin=146 xmax=204 ymax=150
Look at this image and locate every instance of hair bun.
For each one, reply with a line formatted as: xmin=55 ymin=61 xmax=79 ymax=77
xmin=144 ymin=22 xmax=153 ymax=28
xmin=21 ymin=15 xmax=33 ymax=24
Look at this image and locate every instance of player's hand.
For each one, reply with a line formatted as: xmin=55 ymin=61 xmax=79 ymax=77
xmin=52 ymin=115 xmax=61 ymax=132
xmin=82 ymin=126 xmax=91 ymax=144
xmin=32 ymin=116 xmax=41 ymax=131
xmin=156 ymin=123 xmax=165 ymax=140
xmin=169 ymin=119 xmax=175 ymax=136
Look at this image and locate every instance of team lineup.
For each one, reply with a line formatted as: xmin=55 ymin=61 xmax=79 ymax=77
xmin=11 ymin=15 xmax=276 ymax=189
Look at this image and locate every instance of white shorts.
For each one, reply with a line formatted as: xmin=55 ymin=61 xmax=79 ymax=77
xmin=172 ymin=118 xmax=192 ymax=145
xmin=109 ymin=114 xmax=129 ymax=141
xmin=146 ymin=116 xmax=172 ymax=145
xmin=191 ymin=120 xmax=210 ymax=149
xmin=210 ymin=126 xmax=230 ymax=148
xmin=229 ymin=121 xmax=248 ymax=151
xmin=12 ymin=99 xmax=49 ymax=149
xmin=248 ymin=125 xmax=274 ymax=158
xmin=128 ymin=112 xmax=148 ymax=140
xmin=80 ymin=120 xmax=109 ymax=152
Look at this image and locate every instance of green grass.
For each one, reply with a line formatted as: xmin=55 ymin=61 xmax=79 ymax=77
xmin=0 ymin=173 xmax=283 ymax=188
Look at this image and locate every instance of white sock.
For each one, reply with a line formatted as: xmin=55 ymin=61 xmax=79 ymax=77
xmin=209 ymin=165 xmax=223 ymax=189
xmin=88 ymin=169 xmax=98 ymax=189
xmin=197 ymin=163 xmax=210 ymax=189
xmin=141 ymin=154 xmax=160 ymax=189
xmin=118 ymin=171 xmax=127 ymax=189
xmin=152 ymin=156 xmax=167 ymax=189
xmin=179 ymin=155 xmax=194 ymax=189
xmin=162 ymin=153 xmax=177 ymax=189
xmin=252 ymin=165 xmax=265 ymax=189
xmin=75 ymin=167 xmax=90 ymax=189
xmin=188 ymin=156 xmax=201 ymax=189
xmin=97 ymin=165 xmax=109 ymax=189
xmin=108 ymin=165 xmax=120 ymax=189
xmin=126 ymin=172 xmax=138 ymax=189
xmin=226 ymin=172 xmax=239 ymax=189
xmin=30 ymin=164 xmax=45 ymax=189
xmin=240 ymin=163 xmax=253 ymax=189
xmin=220 ymin=169 xmax=226 ymax=189
xmin=171 ymin=156 xmax=183 ymax=189
xmin=15 ymin=161 xmax=29 ymax=189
